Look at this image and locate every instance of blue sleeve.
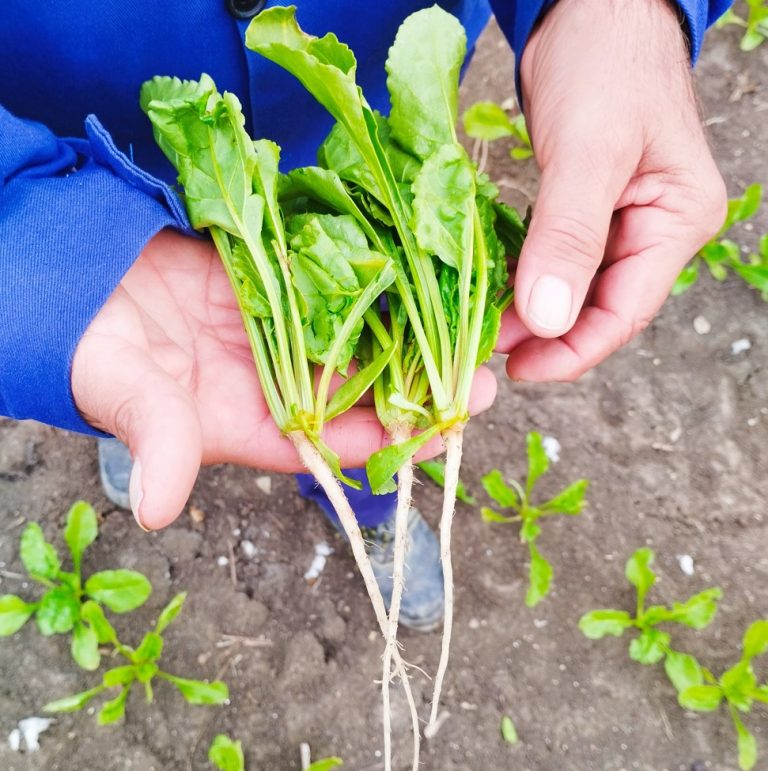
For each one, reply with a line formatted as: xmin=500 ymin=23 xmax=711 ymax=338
xmin=490 ymin=0 xmax=734 ymax=102
xmin=0 ymin=107 xmax=193 ymax=435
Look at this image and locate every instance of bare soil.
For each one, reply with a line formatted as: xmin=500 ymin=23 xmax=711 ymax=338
xmin=1 ymin=15 xmax=767 ymax=771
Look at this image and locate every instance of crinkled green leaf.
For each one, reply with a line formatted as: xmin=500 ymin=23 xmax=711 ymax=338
xmin=366 ymin=424 xmax=442 ymax=495
xmin=155 ymin=592 xmax=187 ymax=635
xmin=71 ymin=621 xmax=101 ymax=671
xmin=20 ymin=522 xmax=60 ymax=579
xmin=462 ymin=101 xmax=515 ymax=141
xmin=540 ymin=479 xmax=589 ymax=515
xmin=679 ymin=684 xmax=724 ymax=712
xmin=386 ymin=6 xmax=465 ymax=159
xmin=64 ymin=501 xmax=98 ymax=569
xmin=578 ymin=609 xmax=633 ymax=639
xmin=664 ymin=650 xmax=704 ymax=693
xmin=481 ymin=469 xmax=520 ymax=509
xmin=209 ymin=734 xmax=245 ymax=771
xmin=525 ymin=432 xmax=548 ymax=496
xmin=161 ymin=673 xmax=229 ymax=705
xmin=85 ymin=570 xmax=152 ymax=613
xmin=721 ymin=661 xmax=756 ymax=711
xmin=411 ymin=143 xmax=475 ymax=270
xmin=43 ymin=685 xmax=106 ymax=713
xmin=0 ymin=595 xmax=35 ymax=636
xmin=525 ymin=543 xmax=553 ymax=607
xmin=667 ymin=587 xmax=722 ymax=629
xmin=35 ymin=586 xmax=80 ymax=636
xmin=98 ymin=685 xmax=130 ymax=725
xmin=629 ymin=627 xmax=670 ymax=665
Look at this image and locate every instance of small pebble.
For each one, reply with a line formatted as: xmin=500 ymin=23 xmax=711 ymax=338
xmin=255 ymin=475 xmax=272 ymax=495
xmin=677 ymin=554 xmax=695 ymax=576
xmin=542 ymin=436 xmax=561 ymax=463
xmin=731 ymin=338 xmax=752 ymax=355
xmin=188 ymin=505 xmax=205 ymax=524
xmin=216 ymin=556 xmax=229 ymax=567
xmin=240 ymin=540 xmax=258 ymax=560
xmin=468 ymin=618 xmax=480 ymax=629
xmin=693 ymin=316 xmax=711 ymax=335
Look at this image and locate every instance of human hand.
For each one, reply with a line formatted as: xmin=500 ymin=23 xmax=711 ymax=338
xmin=72 ymin=230 xmax=496 ymax=530
xmin=496 ymin=0 xmax=727 ymax=380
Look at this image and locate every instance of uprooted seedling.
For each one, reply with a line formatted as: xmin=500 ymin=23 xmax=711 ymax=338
xmin=0 ymin=501 xmax=151 ymax=670
xmin=481 ymin=432 xmax=588 ymax=606
xmin=43 ymin=592 xmax=228 ymax=724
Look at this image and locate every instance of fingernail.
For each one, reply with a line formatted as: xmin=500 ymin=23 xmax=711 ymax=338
xmin=129 ymin=458 xmax=150 ymax=532
xmin=527 ymin=274 xmax=573 ymax=332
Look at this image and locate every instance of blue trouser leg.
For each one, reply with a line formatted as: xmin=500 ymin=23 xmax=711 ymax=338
xmin=296 ymin=468 xmax=397 ymax=528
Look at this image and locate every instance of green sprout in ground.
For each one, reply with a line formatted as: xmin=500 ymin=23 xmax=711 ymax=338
xmin=43 ymin=592 xmax=228 ymax=724
xmin=462 ymin=100 xmax=533 ymax=172
xmin=717 ymin=0 xmax=768 ymax=51
xmin=675 ymin=620 xmax=768 ymax=771
xmin=481 ymin=432 xmax=588 ymax=606
xmin=673 ymin=184 xmax=768 ymax=299
xmin=0 ymin=501 xmax=151 ymax=670
xmin=208 ymin=735 xmax=344 ymax=771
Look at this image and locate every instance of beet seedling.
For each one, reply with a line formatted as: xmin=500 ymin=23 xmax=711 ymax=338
xmin=209 ymin=734 xmax=244 ymax=771
xmin=672 ymin=184 xmax=768 ymax=298
xmin=481 ymin=432 xmax=587 ymax=607
xmin=716 ymin=0 xmax=768 ymax=51
xmin=0 ymin=501 xmax=151 ymax=670
xmin=674 ymin=620 xmax=768 ymax=771
xmin=43 ymin=592 xmax=228 ymax=724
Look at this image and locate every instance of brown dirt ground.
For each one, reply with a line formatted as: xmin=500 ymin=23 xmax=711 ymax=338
xmin=1 ymin=12 xmax=767 ymax=771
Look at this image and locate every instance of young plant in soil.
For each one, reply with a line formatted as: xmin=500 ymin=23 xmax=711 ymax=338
xmin=0 ymin=501 xmax=151 ymax=670
xmin=462 ymin=100 xmax=533 ymax=172
xmin=672 ymin=183 xmax=768 ymax=299
xmin=208 ymin=734 xmax=343 ymax=771
xmin=716 ymin=0 xmax=768 ymax=51
xmin=579 ymin=548 xmax=722 ymax=667
xmin=481 ymin=432 xmax=588 ymax=607
xmin=245 ymin=6 xmax=527 ymax=742
xmin=43 ymin=592 xmax=228 ymax=724
xmin=140 ymin=72 xmax=420 ymax=766
xmin=675 ymin=620 xmax=768 ymax=771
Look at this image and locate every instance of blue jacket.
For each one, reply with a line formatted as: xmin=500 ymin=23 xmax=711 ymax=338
xmin=0 ymin=0 xmax=729 ymax=434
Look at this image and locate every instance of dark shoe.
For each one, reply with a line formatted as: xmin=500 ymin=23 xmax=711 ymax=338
xmin=334 ymin=507 xmax=445 ymax=633
xmin=97 ymin=437 xmax=133 ymax=510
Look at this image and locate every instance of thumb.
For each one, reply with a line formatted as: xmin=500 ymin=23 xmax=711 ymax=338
xmin=112 ymin=370 xmax=203 ymax=531
xmin=514 ymin=162 xmax=621 ymax=338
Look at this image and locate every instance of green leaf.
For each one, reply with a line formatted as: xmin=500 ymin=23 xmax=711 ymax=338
xmin=155 ymin=592 xmax=187 ymax=635
xmin=366 ymin=424 xmax=442 ymax=495
xmin=520 ymin=519 xmax=542 ymax=543
xmin=411 ymin=143 xmax=476 ymax=270
xmin=731 ymin=263 xmax=768 ymax=295
xmin=480 ymin=507 xmax=515 ymax=524
xmin=666 ymin=587 xmax=722 ymax=629
xmin=624 ymin=548 xmax=656 ymax=607
xmin=64 ymin=501 xmax=98 ymax=569
xmin=71 ymin=621 xmax=100 ymax=671
xmin=133 ymin=632 xmax=164 ymax=663
xmin=540 ymin=479 xmax=589 ymax=515
xmin=19 ymin=522 xmax=60 ymax=579
xmin=578 ymin=609 xmax=633 ymax=639
xmin=80 ymin=600 xmax=118 ymax=645
xmin=418 ymin=460 xmax=477 ymax=504
xmin=723 ymin=183 xmax=762 ymax=231
xmin=103 ymin=665 xmax=137 ymax=688
xmin=671 ymin=262 xmax=700 ymax=295
xmin=386 ymin=6 xmax=465 ymax=159
xmin=85 ymin=570 xmax=152 ymax=613
xmin=500 ymin=714 xmax=519 ymax=745
xmin=741 ymin=27 xmax=766 ymax=51
xmin=43 ymin=685 xmax=106 ymax=713
xmin=664 ymin=650 xmax=704 ymax=693
xmin=98 ymin=684 xmax=131 ymax=725
xmin=0 ymin=594 xmax=35 ymax=636
xmin=160 ymin=673 xmax=229 ymax=705
xmin=510 ymin=146 xmax=534 ymax=161
xmin=525 ymin=543 xmax=553 ymax=607
xmin=135 ymin=662 xmax=160 ymax=684
xmin=308 ymin=433 xmax=363 ymax=490
xmin=35 ymin=586 xmax=80 ymax=636
xmin=481 ymin=469 xmax=520 ymax=509
xmin=208 ymin=734 xmax=245 ymax=771
xmin=731 ymin=710 xmax=758 ymax=770
xmin=462 ymin=101 xmax=515 ymax=141
xmin=742 ymin=619 xmax=768 ymax=660
xmin=721 ymin=661 xmax=757 ymax=711
xmin=307 ymin=760 xmax=344 ymax=771
xmin=525 ymin=432 xmax=549 ymax=496
xmin=325 ymin=343 xmax=396 ymax=421
xmin=679 ymin=684 xmax=724 ymax=712
xmin=629 ymin=627 xmax=670 ymax=665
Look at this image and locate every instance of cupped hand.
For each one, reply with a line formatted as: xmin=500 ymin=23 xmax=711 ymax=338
xmin=72 ymin=229 xmax=496 ymax=530
xmin=496 ymin=0 xmax=727 ymax=380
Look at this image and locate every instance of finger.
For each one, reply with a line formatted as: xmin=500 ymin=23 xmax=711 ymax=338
xmin=513 ymin=158 xmax=626 ymax=339
xmin=506 ymin=207 xmax=704 ymax=382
